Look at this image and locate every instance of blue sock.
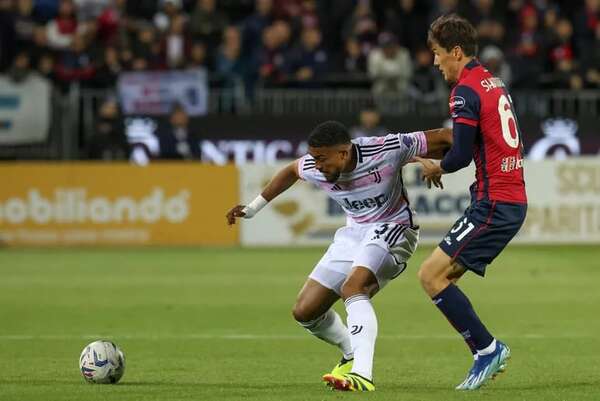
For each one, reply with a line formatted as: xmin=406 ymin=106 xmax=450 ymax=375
xmin=432 ymin=283 xmax=494 ymax=351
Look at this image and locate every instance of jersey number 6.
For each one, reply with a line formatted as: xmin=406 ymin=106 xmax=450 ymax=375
xmin=498 ymin=94 xmax=519 ymax=149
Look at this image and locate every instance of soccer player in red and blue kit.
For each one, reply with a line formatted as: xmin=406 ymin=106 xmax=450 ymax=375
xmin=414 ymin=14 xmax=528 ymax=390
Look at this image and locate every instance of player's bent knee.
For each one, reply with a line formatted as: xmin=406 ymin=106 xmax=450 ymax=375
xmin=417 ymin=260 xmax=434 ymax=285
xmin=417 ymin=259 xmax=444 ymax=294
xmin=291 ymin=302 xmax=319 ymax=323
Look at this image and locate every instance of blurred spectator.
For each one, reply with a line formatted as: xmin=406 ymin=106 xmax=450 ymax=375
xmin=297 ymin=0 xmax=319 ymax=28
xmin=2 ymin=0 xmax=598 ymax=95
xmin=350 ymin=108 xmax=387 ymax=138
xmin=14 ymin=0 xmax=39 ymax=50
xmin=88 ymin=98 xmax=129 ymax=160
xmin=160 ymin=13 xmax=191 ymax=69
xmin=46 ymin=0 xmax=81 ymax=50
xmin=548 ymin=18 xmax=576 ymax=71
xmin=7 ymin=52 xmax=33 ymax=83
xmin=258 ymin=20 xmax=291 ymax=85
xmin=186 ymin=41 xmax=208 ymax=70
xmin=28 ymin=23 xmax=51 ymax=66
xmin=131 ymin=23 xmax=161 ymax=69
xmin=95 ymin=0 xmax=126 ymax=46
xmin=74 ymin=0 xmax=111 ymax=21
xmin=384 ymin=0 xmax=428 ymax=53
xmin=158 ymin=103 xmax=201 ymax=159
xmin=550 ymin=18 xmax=575 ymax=64
xmin=574 ymin=0 xmax=600 ymax=55
xmin=337 ymin=36 xmax=368 ymax=76
xmin=55 ymin=34 xmax=96 ymax=86
xmin=131 ymin=57 xmax=149 ymax=71
xmin=541 ymin=18 xmax=583 ymax=90
xmin=512 ymin=5 xmax=542 ymax=58
xmin=582 ymin=24 xmax=600 ymax=88
xmin=272 ymin=19 xmax=292 ymax=44
xmin=343 ymin=0 xmax=379 ymax=56
xmin=242 ymin=0 xmax=274 ymax=57
xmin=540 ymin=7 xmax=559 ymax=47
xmin=367 ymin=32 xmax=412 ymax=96
xmin=477 ymin=19 xmax=505 ymax=48
xmin=92 ymin=46 xmax=121 ymax=88
xmin=281 ymin=0 xmax=318 ymax=24
xmin=215 ymin=25 xmax=245 ymax=105
xmin=408 ymin=46 xmax=446 ymax=102
xmin=463 ymin=0 xmax=502 ymax=27
xmin=284 ymin=26 xmax=328 ymax=87
xmin=36 ymin=52 xmax=56 ymax=82
xmin=480 ymin=45 xmax=512 ymax=87
xmin=286 ymin=0 xmax=319 ymax=36
xmin=318 ymin=0 xmax=355 ymax=57
xmin=154 ymin=0 xmax=183 ymax=32
xmin=509 ymin=5 xmax=544 ymax=88
xmin=188 ymin=0 xmax=228 ymax=62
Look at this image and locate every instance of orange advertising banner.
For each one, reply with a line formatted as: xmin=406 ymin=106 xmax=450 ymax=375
xmin=0 ymin=163 xmax=238 ymax=246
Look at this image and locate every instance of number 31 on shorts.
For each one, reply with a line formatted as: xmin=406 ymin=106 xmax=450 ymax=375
xmin=450 ymin=217 xmax=476 ymax=242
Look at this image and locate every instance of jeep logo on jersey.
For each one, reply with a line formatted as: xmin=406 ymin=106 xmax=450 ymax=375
xmin=449 ymin=96 xmax=465 ymax=110
xmin=342 ymin=194 xmax=388 ymax=211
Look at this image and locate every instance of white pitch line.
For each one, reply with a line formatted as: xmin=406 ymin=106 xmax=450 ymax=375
xmin=0 ymin=333 xmax=592 ymax=341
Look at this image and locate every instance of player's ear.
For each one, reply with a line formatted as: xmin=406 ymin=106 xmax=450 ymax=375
xmin=341 ymin=144 xmax=352 ymax=160
xmin=453 ymin=45 xmax=463 ymax=60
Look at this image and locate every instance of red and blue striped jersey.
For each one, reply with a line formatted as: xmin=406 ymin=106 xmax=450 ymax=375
xmin=450 ymin=59 xmax=527 ymax=204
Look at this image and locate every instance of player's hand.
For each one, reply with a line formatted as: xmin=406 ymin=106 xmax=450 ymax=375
xmin=225 ymin=205 xmax=246 ymax=226
xmin=413 ymin=157 xmax=444 ymax=189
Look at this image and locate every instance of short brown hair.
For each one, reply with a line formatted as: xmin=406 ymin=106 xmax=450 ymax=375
xmin=428 ymin=14 xmax=478 ymax=57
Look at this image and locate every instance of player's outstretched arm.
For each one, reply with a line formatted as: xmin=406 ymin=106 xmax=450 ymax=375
xmin=414 ymin=123 xmax=476 ymax=189
xmin=422 ymin=127 xmax=453 ymax=159
xmin=225 ymin=160 xmax=300 ymax=226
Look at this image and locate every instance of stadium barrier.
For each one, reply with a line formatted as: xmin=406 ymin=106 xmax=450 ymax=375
xmin=0 ymin=163 xmax=238 ymax=247
xmin=240 ymin=158 xmax=600 ymax=246
xmin=3 ymin=86 xmax=599 ymax=161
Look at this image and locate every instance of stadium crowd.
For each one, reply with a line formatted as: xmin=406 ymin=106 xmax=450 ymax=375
xmin=1 ymin=0 xmax=598 ymax=161
xmin=1 ymin=0 xmax=599 ymax=96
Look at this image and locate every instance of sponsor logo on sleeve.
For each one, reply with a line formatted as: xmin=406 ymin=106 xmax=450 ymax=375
xmin=402 ymin=135 xmax=415 ymax=148
xmin=449 ymin=96 xmax=465 ymax=110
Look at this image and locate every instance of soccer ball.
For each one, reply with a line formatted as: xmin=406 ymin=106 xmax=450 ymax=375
xmin=79 ymin=340 xmax=126 ymax=384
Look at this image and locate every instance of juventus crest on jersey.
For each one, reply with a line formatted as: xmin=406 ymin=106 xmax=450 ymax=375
xmin=298 ymin=132 xmax=428 ymax=227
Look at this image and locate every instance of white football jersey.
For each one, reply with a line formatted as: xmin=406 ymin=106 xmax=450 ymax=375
xmin=298 ymin=131 xmax=427 ymax=227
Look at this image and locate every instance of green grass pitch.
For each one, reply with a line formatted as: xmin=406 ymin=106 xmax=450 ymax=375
xmin=0 ymin=245 xmax=598 ymax=401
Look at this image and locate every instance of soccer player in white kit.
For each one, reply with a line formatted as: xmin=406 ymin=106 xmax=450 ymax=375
xmin=226 ymin=121 xmax=452 ymax=391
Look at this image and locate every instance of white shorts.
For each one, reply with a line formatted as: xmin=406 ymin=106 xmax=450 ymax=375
xmin=309 ymin=222 xmax=419 ymax=295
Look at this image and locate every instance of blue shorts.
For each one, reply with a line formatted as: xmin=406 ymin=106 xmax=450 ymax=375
xmin=439 ymin=200 xmax=527 ymax=276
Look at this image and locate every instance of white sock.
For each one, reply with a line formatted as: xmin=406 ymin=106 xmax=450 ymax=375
xmin=345 ymin=294 xmax=377 ymax=381
xmin=477 ymin=339 xmax=497 ymax=356
xmin=298 ymin=309 xmax=353 ymax=360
